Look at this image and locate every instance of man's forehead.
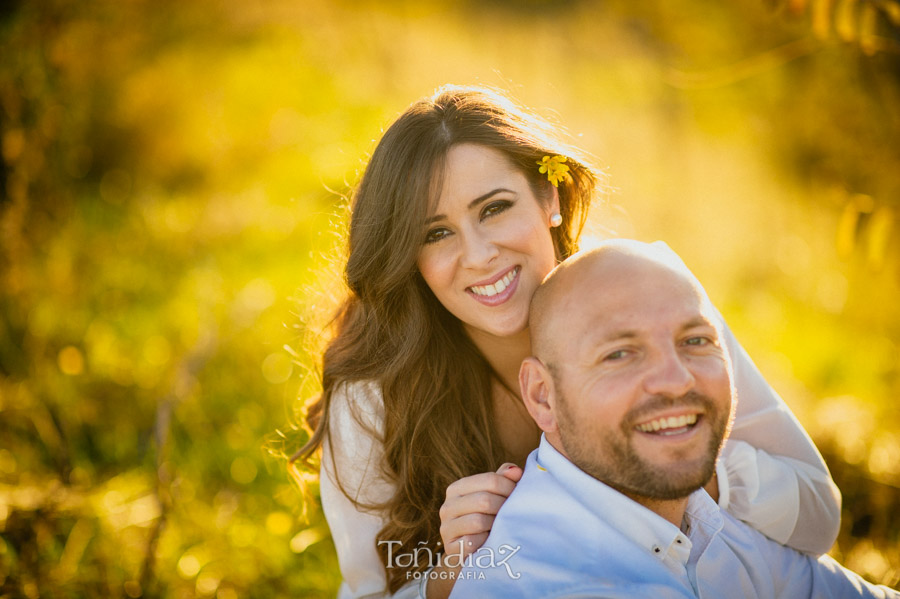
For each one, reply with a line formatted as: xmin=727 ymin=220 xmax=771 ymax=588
xmin=564 ymin=252 xmax=701 ymax=308
xmin=578 ymin=297 xmax=716 ymax=345
xmin=531 ymin=241 xmax=710 ymax=359
xmin=577 ymin=309 xmax=718 ymax=349
xmin=555 ymin=255 xmax=713 ymax=343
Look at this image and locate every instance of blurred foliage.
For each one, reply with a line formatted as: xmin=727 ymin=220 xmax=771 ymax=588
xmin=0 ymin=0 xmax=898 ymax=597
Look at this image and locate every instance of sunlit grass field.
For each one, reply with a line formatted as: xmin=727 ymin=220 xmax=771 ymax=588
xmin=1 ymin=1 xmax=898 ymax=597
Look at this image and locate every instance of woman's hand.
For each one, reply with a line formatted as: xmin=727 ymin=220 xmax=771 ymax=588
xmin=427 ymin=463 xmax=523 ymax=599
xmin=439 ymin=462 xmax=523 ymax=561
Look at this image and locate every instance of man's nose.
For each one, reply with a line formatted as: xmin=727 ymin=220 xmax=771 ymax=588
xmin=642 ymin=346 xmax=695 ymax=398
xmin=459 ymin=229 xmax=500 ymax=269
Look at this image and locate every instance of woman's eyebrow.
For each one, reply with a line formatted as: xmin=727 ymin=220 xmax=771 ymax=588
xmin=424 ymin=188 xmax=514 ymax=225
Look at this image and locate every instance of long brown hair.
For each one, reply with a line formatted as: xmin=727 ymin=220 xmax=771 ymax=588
xmin=294 ymin=85 xmax=598 ymax=592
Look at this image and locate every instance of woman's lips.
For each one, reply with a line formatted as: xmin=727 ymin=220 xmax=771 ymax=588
xmin=466 ymin=266 xmax=520 ymax=306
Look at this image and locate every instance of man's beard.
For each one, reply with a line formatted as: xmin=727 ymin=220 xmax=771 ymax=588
xmin=557 ymin=391 xmax=731 ymax=500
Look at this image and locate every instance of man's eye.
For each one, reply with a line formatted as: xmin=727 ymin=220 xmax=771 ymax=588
xmin=685 ymin=337 xmax=710 ymax=347
xmin=481 ymin=200 xmax=513 ymax=220
xmin=424 ymin=228 xmax=451 ymax=244
xmin=605 ymin=350 xmax=627 ymax=361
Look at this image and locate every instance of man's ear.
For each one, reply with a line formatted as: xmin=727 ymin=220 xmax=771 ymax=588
xmin=519 ymin=357 xmax=558 ymax=434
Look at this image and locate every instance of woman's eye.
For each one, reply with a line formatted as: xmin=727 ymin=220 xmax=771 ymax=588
xmin=481 ymin=200 xmax=513 ymax=220
xmin=424 ymin=227 xmax=451 ymax=244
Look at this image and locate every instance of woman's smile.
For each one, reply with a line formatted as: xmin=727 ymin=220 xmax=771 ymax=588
xmin=467 ymin=265 xmax=521 ymax=305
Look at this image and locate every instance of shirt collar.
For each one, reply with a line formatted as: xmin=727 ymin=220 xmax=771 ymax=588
xmin=535 ymin=435 xmax=719 ymax=566
xmin=681 ymin=484 xmax=725 ymax=555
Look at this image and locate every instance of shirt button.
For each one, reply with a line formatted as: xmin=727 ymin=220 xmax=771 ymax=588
xmin=676 ymin=539 xmax=683 ymax=544
xmin=652 ymin=545 xmax=662 ymax=554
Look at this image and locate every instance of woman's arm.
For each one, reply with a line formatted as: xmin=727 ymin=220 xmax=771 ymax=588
xmin=717 ymin=318 xmax=842 ymax=554
xmin=319 ymin=381 xmax=419 ymax=598
xmin=321 ymin=381 xmax=524 ymax=599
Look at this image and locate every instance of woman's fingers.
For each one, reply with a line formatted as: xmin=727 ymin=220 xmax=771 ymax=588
xmin=443 ymin=533 xmax=489 ymax=560
xmin=439 ymin=495 xmax=500 ymax=545
xmin=441 ymin=515 xmax=490 ymax=553
xmin=439 ymin=495 xmax=500 ymax=548
xmin=496 ymin=462 xmax=523 ymax=483
xmin=439 ymin=467 xmax=523 ymax=553
xmin=441 ymin=476 xmax=516 ymax=523
xmin=440 ymin=492 xmax=506 ymax=524
xmin=445 ymin=471 xmax=517 ymax=501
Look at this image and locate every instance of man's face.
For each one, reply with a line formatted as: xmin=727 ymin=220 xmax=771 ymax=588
xmin=547 ymin=256 xmax=734 ymax=500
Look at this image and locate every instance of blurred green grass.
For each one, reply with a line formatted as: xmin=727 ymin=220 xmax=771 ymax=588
xmin=1 ymin=0 xmax=898 ymax=596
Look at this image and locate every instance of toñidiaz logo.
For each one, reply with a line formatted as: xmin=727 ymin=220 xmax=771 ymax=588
xmin=378 ymin=540 xmax=522 ymax=581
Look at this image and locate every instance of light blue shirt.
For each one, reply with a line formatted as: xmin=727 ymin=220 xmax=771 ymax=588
xmin=449 ymin=436 xmax=897 ymax=599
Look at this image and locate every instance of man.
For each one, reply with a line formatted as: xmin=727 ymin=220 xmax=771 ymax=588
xmin=448 ymin=240 xmax=897 ymax=598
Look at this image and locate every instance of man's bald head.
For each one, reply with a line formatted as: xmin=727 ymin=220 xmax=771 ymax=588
xmin=529 ymin=240 xmax=710 ymax=367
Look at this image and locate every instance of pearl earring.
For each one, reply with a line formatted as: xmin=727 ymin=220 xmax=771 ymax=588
xmin=549 ymin=212 xmax=563 ymax=228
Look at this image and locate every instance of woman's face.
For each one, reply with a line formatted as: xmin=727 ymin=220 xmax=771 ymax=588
xmin=417 ymin=143 xmax=560 ymax=342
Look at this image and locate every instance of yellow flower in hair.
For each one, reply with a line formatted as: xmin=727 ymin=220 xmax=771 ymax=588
xmin=537 ymin=155 xmax=572 ymax=188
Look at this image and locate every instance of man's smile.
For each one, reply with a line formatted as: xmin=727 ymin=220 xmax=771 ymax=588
xmin=634 ymin=412 xmax=701 ymax=436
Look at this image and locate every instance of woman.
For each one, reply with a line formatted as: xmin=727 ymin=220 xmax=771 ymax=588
xmin=294 ymin=85 xmax=841 ymax=599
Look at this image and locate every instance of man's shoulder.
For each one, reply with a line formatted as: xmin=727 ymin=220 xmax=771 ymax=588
xmin=449 ymin=460 xmax=675 ymax=598
xmin=692 ymin=502 xmax=899 ymax=598
xmin=479 ymin=453 xmax=612 ymax=553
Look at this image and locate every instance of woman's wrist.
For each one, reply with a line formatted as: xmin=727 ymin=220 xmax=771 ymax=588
xmin=423 ymin=562 xmax=461 ymax=599
xmin=417 ymin=565 xmax=434 ymax=599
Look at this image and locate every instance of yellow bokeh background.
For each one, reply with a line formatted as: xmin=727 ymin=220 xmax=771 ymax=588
xmin=1 ymin=0 xmax=898 ymax=596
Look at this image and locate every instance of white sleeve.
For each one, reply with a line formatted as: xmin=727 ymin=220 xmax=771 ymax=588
xmin=319 ymin=380 xmax=419 ymax=599
xmin=717 ymin=318 xmax=842 ymax=555
xmin=648 ymin=240 xmax=841 ymax=555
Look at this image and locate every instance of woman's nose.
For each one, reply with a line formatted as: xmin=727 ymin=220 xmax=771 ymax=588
xmin=459 ymin=229 xmax=500 ymax=270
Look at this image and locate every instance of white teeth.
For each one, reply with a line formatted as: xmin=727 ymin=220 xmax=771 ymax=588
xmin=636 ymin=413 xmax=698 ymax=433
xmin=470 ymin=268 xmax=518 ymax=297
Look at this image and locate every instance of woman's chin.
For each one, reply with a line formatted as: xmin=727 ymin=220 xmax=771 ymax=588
xmin=464 ymin=317 xmax=530 ymax=343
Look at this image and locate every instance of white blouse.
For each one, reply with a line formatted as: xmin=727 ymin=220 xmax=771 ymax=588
xmin=319 ymin=323 xmax=842 ymax=599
